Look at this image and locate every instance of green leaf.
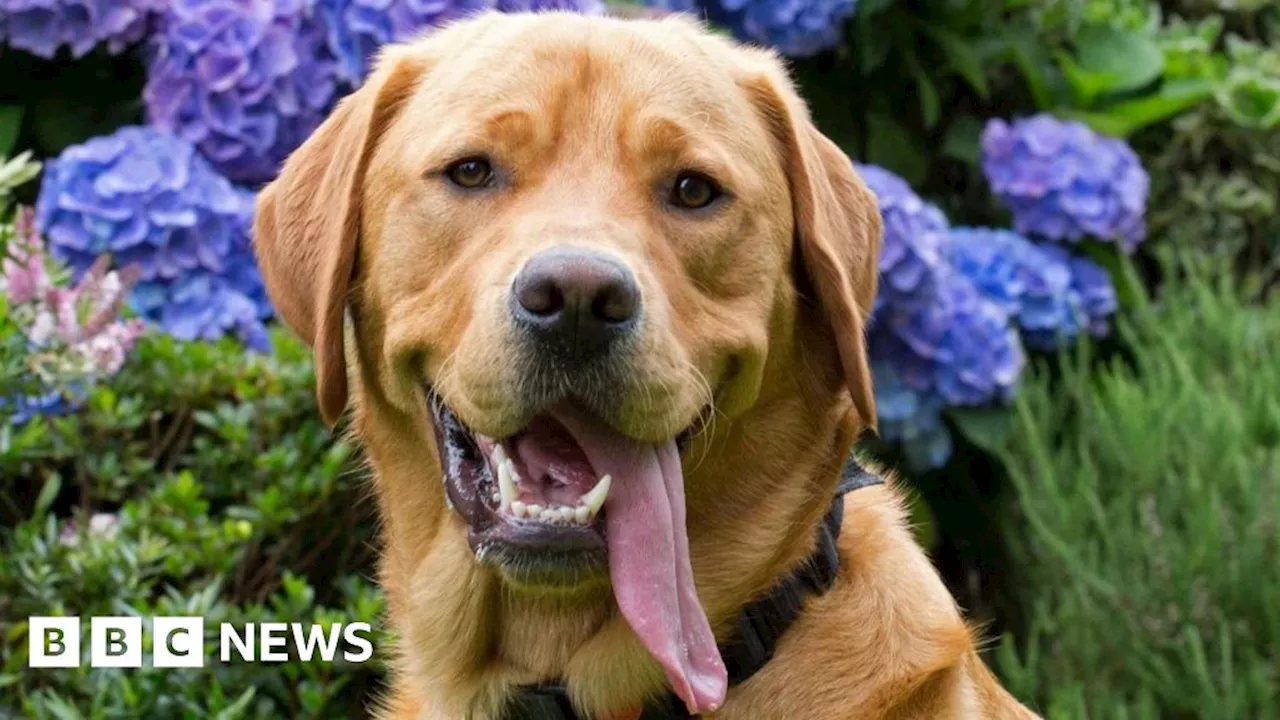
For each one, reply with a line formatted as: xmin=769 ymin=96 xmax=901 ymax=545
xmin=0 ymin=105 xmax=23 ymax=158
xmin=896 ymin=32 xmax=940 ymax=128
xmin=947 ymin=406 xmax=1015 ymax=454
xmin=1215 ymin=72 xmax=1280 ymax=131
xmin=1003 ymin=33 xmax=1057 ymax=111
xmin=922 ymin=25 xmax=989 ymax=98
xmin=1080 ymin=242 xmax=1148 ymax=310
xmin=864 ymin=113 xmax=930 ymax=186
xmin=34 ymin=473 xmax=62 ymax=517
xmin=1058 ymin=78 xmax=1214 ymax=137
xmin=1065 ymin=25 xmax=1164 ymax=102
xmin=941 ymin=115 xmax=984 ymax=164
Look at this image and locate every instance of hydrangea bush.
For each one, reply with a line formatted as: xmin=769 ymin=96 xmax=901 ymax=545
xmin=860 ymin=161 xmax=1126 ymax=470
xmin=35 ymin=126 xmax=271 ymax=351
xmin=0 ymin=0 xmax=163 ymax=59
xmin=143 ymin=0 xmax=342 ymax=184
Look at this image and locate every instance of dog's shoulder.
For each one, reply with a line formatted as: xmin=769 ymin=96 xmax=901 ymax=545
xmin=717 ymin=471 xmax=1037 ymax=718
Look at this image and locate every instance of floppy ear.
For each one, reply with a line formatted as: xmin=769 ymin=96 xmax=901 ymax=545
xmin=253 ymin=48 xmax=429 ymax=428
xmin=739 ymin=56 xmax=883 ymax=431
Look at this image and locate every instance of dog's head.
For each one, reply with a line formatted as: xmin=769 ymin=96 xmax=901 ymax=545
xmin=254 ymin=12 xmax=880 ymax=714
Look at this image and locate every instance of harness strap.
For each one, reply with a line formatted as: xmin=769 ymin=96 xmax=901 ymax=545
xmin=499 ymin=453 xmax=883 ymax=720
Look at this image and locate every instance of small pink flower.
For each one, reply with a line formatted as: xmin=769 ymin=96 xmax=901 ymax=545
xmin=0 ymin=253 xmax=47 ymax=305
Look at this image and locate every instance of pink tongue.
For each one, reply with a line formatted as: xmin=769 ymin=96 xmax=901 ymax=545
xmin=552 ymin=408 xmax=727 ymax=715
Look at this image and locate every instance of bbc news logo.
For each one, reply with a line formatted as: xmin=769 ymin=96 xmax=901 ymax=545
xmin=28 ymin=617 xmax=374 ymax=668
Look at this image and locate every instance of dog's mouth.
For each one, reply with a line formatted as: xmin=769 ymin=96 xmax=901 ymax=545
xmin=426 ymin=390 xmax=726 ymax=715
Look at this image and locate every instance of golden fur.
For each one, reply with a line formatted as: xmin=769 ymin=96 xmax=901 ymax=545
xmin=253 ymin=11 xmax=1040 ymax=719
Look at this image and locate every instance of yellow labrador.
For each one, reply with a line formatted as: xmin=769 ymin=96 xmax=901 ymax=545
xmin=254 ymin=11 xmax=1039 ymax=719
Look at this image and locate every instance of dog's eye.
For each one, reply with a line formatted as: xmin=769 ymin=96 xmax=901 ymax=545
xmin=445 ymin=157 xmax=494 ymax=189
xmin=670 ymin=172 xmax=722 ymax=210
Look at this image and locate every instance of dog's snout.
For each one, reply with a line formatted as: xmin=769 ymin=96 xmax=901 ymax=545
xmin=510 ymin=249 xmax=641 ymax=359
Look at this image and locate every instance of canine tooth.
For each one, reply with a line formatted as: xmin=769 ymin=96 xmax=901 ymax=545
xmin=511 ymin=501 xmax=527 ymax=518
xmin=492 ymin=443 xmax=508 ymax=466
xmin=497 ymin=458 xmax=518 ymax=511
xmin=573 ymin=506 xmax=590 ymax=524
xmin=582 ymin=475 xmax=612 ymax=518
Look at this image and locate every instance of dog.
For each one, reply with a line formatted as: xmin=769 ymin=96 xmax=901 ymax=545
xmin=253 ymin=11 xmax=1040 ymax=719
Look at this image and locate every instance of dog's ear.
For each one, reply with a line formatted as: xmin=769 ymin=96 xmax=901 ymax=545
xmin=739 ymin=54 xmax=883 ymax=431
xmin=254 ymin=48 xmax=429 ymax=428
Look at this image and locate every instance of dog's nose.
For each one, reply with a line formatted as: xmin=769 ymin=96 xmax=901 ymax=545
xmin=510 ymin=249 xmax=641 ymax=359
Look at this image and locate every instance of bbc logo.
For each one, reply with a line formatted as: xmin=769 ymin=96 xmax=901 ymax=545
xmin=29 ymin=617 xmax=205 ymax=668
xmin=28 ymin=616 xmax=374 ymax=668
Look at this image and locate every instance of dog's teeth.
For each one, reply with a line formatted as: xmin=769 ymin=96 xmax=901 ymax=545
xmin=492 ymin=443 xmax=508 ymax=467
xmin=573 ymin=505 xmax=590 ymax=524
xmin=582 ymin=475 xmax=612 ymax=518
xmin=497 ymin=456 xmax=518 ymax=511
xmin=511 ymin=500 xmax=527 ymax=518
xmin=526 ymin=504 xmax=543 ymax=517
xmin=541 ymin=508 xmax=559 ymax=523
xmin=557 ymin=506 xmax=575 ymax=523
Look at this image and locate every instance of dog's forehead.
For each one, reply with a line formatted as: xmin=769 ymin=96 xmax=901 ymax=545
xmin=399 ymin=13 xmax=762 ymax=141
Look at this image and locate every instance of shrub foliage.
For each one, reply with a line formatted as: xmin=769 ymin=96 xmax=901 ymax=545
xmin=995 ymin=256 xmax=1280 ymax=718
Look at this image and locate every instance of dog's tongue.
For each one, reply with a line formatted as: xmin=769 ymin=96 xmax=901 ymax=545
xmin=552 ymin=407 xmax=727 ymax=715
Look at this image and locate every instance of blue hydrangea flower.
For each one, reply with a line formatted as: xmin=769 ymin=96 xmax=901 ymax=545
xmin=0 ymin=0 xmax=162 ymax=58
xmin=316 ymin=0 xmax=490 ymax=86
xmin=316 ymin=0 xmax=607 ymax=86
xmin=496 ymin=0 xmax=604 ymax=12
xmin=855 ymin=163 xmax=949 ymax=316
xmin=945 ymin=226 xmax=1082 ymax=351
xmin=982 ymin=115 xmax=1149 ymax=252
xmin=35 ymin=126 xmax=272 ymax=350
xmin=645 ymin=0 xmax=854 ymax=57
xmin=1039 ymin=244 xmax=1119 ymax=342
xmin=0 ymin=390 xmax=70 ymax=425
xmin=143 ymin=0 xmax=342 ymax=185
xmin=877 ymin=265 xmax=1024 ymax=407
xmin=871 ymin=361 xmax=952 ymax=472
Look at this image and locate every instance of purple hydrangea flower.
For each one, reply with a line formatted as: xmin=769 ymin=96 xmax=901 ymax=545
xmin=35 ymin=126 xmax=272 ymax=350
xmin=945 ymin=227 xmax=1081 ymax=350
xmin=855 ymin=163 xmax=948 ymax=316
xmin=982 ymin=115 xmax=1149 ymax=252
xmin=646 ymin=0 xmax=854 ymax=57
xmin=877 ymin=265 xmax=1024 ymax=407
xmin=143 ymin=0 xmax=342 ymax=185
xmin=0 ymin=0 xmax=162 ymax=58
xmin=871 ymin=361 xmax=952 ymax=472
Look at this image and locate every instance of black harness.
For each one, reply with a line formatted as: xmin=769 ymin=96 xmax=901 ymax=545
xmin=499 ymin=454 xmax=883 ymax=719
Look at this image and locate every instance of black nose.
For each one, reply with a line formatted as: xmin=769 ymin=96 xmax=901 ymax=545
xmin=509 ymin=249 xmax=641 ymax=360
